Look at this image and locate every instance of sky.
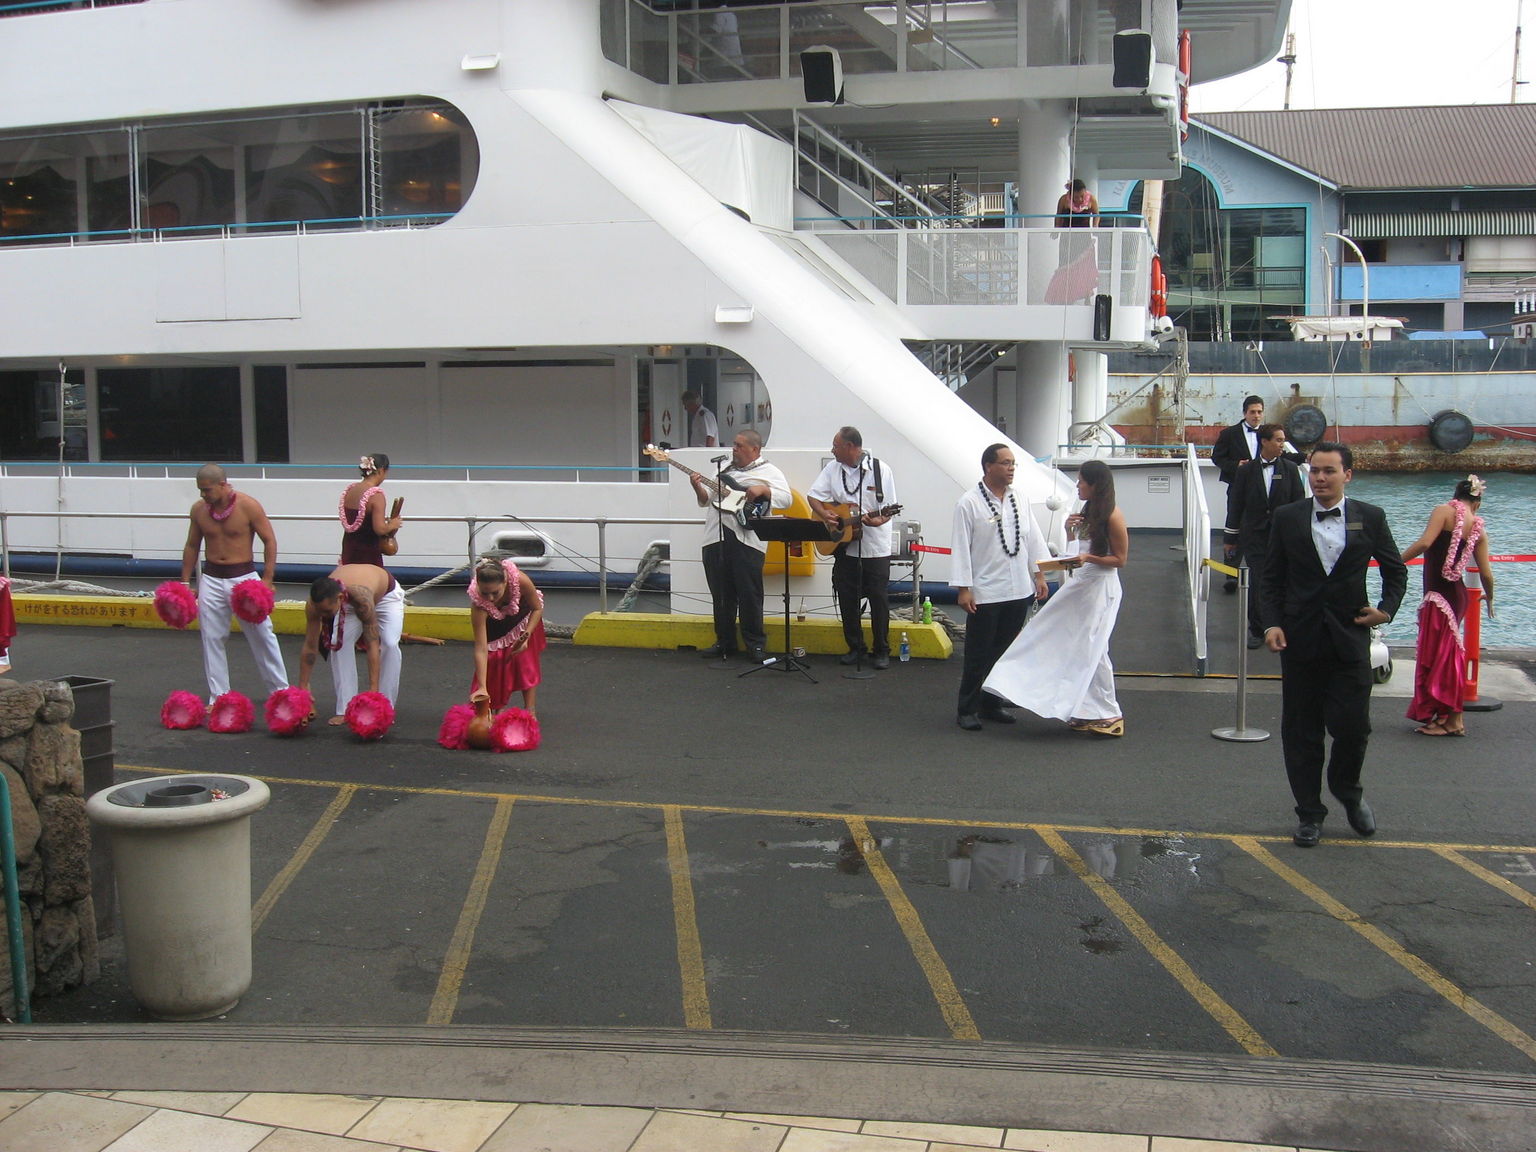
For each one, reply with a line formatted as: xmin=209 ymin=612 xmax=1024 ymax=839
xmin=1191 ymin=0 xmax=1531 ymax=113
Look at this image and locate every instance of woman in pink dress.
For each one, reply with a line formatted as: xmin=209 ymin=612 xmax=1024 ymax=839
xmin=339 ymin=453 xmax=403 ymax=566
xmin=468 ymin=556 xmax=546 ymax=718
xmin=1400 ymin=476 xmax=1494 ymax=737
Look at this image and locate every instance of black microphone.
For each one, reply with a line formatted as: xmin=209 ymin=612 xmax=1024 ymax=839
xmin=710 ymin=454 xmax=729 ymax=464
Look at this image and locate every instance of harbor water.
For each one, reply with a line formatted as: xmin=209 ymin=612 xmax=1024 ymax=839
xmin=1349 ymin=470 xmax=1534 ymax=651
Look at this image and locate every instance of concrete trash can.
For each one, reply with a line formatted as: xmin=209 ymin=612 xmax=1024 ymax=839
xmin=86 ymin=774 xmax=270 ymax=1020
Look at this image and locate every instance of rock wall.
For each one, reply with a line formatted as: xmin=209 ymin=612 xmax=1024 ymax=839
xmin=0 ymin=678 xmax=99 ymax=1019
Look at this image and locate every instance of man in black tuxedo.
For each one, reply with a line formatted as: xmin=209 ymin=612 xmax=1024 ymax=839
xmin=1260 ymin=443 xmax=1407 ymax=848
xmin=1226 ymin=423 xmax=1307 ymax=648
xmin=1210 ymin=395 xmax=1267 ymax=592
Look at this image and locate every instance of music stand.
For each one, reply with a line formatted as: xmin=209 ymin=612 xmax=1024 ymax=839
xmin=742 ymin=517 xmax=834 ymax=683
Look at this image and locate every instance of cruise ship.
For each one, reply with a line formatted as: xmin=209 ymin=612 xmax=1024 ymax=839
xmin=0 ymin=0 xmax=1288 ymax=602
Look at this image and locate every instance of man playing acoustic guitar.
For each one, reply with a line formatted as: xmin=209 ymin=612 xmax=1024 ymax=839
xmin=808 ymin=426 xmax=900 ymax=670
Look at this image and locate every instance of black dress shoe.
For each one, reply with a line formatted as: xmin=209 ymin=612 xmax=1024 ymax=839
xmin=839 ymin=649 xmax=865 ymax=666
xmin=870 ymin=652 xmax=890 ymax=670
xmin=957 ymin=713 xmax=983 ymax=731
xmin=699 ymin=644 xmax=734 ymax=659
xmin=979 ymin=708 xmax=1016 ymax=724
xmin=1293 ymin=821 xmax=1322 ymax=848
xmin=746 ymin=647 xmax=768 ymax=663
xmin=1345 ymin=800 xmax=1376 ymax=837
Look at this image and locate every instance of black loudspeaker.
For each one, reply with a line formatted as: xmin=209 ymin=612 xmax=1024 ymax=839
xmin=801 ymin=46 xmax=844 ymax=105
xmin=1112 ymin=30 xmax=1153 ymax=89
xmin=1093 ymin=294 xmax=1113 ymax=341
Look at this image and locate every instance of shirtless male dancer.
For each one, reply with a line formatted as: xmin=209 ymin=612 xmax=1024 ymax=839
xmin=298 ymin=563 xmax=404 ymax=724
xmin=180 ymin=464 xmax=289 ymax=703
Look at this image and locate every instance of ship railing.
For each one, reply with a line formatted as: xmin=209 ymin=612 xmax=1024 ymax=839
xmin=804 ymin=218 xmax=1152 ymax=309
xmin=0 ymin=509 xmax=700 ymax=615
xmin=0 ymin=462 xmax=668 ymax=484
xmin=0 ymin=213 xmax=455 ymax=250
xmin=0 ymin=0 xmax=143 ymax=15
xmin=1183 ymin=443 xmax=1211 ymax=676
xmin=607 ymin=0 xmax=1181 ymax=83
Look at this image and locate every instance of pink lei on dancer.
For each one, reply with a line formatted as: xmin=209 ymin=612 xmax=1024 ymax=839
xmin=1400 ymin=476 xmax=1494 ymax=737
xmin=468 ymin=556 xmax=546 ymax=717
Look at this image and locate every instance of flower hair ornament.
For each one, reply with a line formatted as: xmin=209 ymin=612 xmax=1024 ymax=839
xmin=359 ymin=455 xmax=377 ymax=476
xmin=1465 ymin=474 xmax=1487 ymax=498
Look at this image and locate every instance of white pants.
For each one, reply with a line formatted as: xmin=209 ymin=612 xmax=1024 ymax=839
xmin=198 ymin=572 xmax=289 ymax=700
xmin=328 ymin=582 xmax=404 ymax=712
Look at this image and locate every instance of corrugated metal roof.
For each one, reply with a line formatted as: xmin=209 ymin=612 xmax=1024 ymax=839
xmin=1197 ymin=105 xmax=1536 ymax=189
xmin=1346 ymin=209 xmax=1536 ymax=238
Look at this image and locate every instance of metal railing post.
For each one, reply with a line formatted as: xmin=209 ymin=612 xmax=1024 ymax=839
xmin=596 ymin=518 xmax=609 ymax=613
xmin=2 ymin=770 xmax=31 ymax=1023
xmin=1213 ymin=559 xmax=1269 ymax=743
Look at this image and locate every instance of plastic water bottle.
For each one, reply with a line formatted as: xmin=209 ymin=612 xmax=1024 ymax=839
xmin=899 ymin=632 xmax=911 ymax=662
xmin=921 ymin=597 xmax=933 ymax=624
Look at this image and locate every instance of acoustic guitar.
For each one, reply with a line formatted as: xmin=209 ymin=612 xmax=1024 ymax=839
xmin=644 ymin=444 xmax=767 ymax=527
xmin=815 ymin=502 xmax=903 ymax=556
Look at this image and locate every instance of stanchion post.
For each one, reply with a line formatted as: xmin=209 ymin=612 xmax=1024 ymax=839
xmin=1213 ymin=557 xmax=1269 ymax=742
xmin=1462 ymin=569 xmax=1502 ymax=712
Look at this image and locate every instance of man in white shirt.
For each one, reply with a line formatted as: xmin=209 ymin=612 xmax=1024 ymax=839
xmin=808 ymin=426 xmax=898 ymax=669
xmin=950 ymin=443 xmax=1051 ymax=730
xmin=682 ymin=390 xmax=718 ymax=448
xmin=693 ymin=429 xmax=792 ymax=661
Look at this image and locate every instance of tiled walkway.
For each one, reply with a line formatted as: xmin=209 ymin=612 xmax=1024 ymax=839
xmin=0 ymin=1090 xmax=1352 ymax=1152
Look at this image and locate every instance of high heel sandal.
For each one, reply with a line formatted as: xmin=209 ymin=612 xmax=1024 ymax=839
xmin=1083 ymin=718 xmax=1124 ymax=737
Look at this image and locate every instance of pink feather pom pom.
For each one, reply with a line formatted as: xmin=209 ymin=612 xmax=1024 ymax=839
xmin=345 ymin=691 xmax=394 ymax=740
xmin=160 ymin=690 xmax=206 ymax=730
xmin=207 ymin=691 xmax=255 ymax=734
xmin=437 ymin=703 xmax=474 ymax=750
xmin=153 ymin=581 xmax=199 ymax=629
xmin=264 ymin=688 xmax=314 ymax=736
xmin=491 ymin=708 xmax=541 ymax=753
xmin=231 ymin=579 xmax=275 ymax=625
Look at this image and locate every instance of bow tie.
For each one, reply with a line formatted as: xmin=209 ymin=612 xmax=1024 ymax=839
xmin=1316 ymin=506 xmax=1342 ymax=521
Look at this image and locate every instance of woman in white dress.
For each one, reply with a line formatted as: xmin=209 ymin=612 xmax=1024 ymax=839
xmin=983 ymin=459 xmax=1128 ymax=737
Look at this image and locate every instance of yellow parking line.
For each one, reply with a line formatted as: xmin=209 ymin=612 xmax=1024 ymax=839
xmin=664 ymin=805 xmax=712 ymax=1030
xmin=118 ymin=765 xmax=1536 ymax=857
xmin=1430 ymin=846 xmax=1536 ymax=913
xmin=427 ymin=796 xmax=515 ymax=1026
xmin=1236 ymin=837 xmax=1536 ymax=1065
xmin=847 ymin=816 xmax=980 ymax=1041
xmin=251 ymin=784 xmax=356 ymax=932
xmin=1037 ymin=827 xmax=1278 ymax=1058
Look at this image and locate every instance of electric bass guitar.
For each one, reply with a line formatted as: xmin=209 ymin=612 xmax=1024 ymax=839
xmin=644 ymin=444 xmax=768 ymax=527
xmin=815 ymin=502 xmax=903 ymax=556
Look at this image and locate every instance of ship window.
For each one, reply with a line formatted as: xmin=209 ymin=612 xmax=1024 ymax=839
xmin=0 ymin=369 xmax=87 ymax=461
xmin=97 ymin=367 xmax=241 ymax=462
xmin=0 ymin=98 xmax=478 ymax=247
xmin=254 ymin=365 xmax=290 ymax=463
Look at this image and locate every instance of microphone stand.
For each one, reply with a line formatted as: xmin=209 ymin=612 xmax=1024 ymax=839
xmin=843 ymin=454 xmax=874 ymax=680
xmin=706 ymin=452 xmax=734 ymax=668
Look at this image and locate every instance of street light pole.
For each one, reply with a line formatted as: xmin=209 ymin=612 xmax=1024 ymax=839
xmin=1324 ymin=231 xmax=1369 ymax=340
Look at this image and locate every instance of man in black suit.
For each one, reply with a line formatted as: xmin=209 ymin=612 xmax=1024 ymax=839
xmin=1210 ymin=395 xmax=1267 ymax=592
xmin=1260 ymin=443 xmax=1407 ymax=848
xmin=1226 ymin=423 xmax=1307 ymax=649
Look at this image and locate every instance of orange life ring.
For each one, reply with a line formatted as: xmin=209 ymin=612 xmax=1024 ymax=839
xmin=1150 ymin=256 xmax=1168 ymax=318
